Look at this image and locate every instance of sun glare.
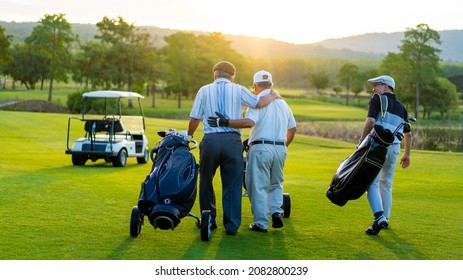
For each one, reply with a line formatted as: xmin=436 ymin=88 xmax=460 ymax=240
xmin=1 ymin=0 xmax=462 ymax=44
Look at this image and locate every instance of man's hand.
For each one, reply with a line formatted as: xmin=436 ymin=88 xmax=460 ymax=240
xmin=270 ymin=89 xmax=282 ymax=99
xmin=400 ymin=154 xmax=410 ymax=169
xmin=207 ymin=112 xmax=229 ymax=127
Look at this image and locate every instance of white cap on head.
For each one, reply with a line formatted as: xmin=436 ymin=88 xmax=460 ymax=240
xmin=253 ymin=70 xmax=272 ymax=84
xmin=368 ymin=75 xmax=395 ymax=90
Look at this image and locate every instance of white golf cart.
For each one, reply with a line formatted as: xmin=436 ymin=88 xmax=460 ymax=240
xmin=65 ymin=91 xmax=149 ymax=167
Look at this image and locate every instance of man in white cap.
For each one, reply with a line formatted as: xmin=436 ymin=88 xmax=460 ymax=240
xmin=208 ymin=70 xmax=297 ymax=232
xmin=360 ymin=75 xmax=412 ymax=235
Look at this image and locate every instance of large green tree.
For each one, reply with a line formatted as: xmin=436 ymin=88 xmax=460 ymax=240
xmin=309 ymin=70 xmax=329 ymax=94
xmin=399 ymin=23 xmax=441 ymax=119
xmin=161 ymin=32 xmax=198 ymax=109
xmin=94 ymin=17 xmax=159 ymax=107
xmin=6 ymin=43 xmax=48 ymax=89
xmin=421 ymin=77 xmax=459 ymax=119
xmin=0 ymin=25 xmax=13 ymax=88
xmin=0 ymin=26 xmax=12 ymax=64
xmin=73 ymin=41 xmax=110 ymax=90
xmin=337 ymin=62 xmax=359 ymax=105
xmin=379 ymin=52 xmax=415 ymax=107
xmin=161 ymin=32 xmax=244 ymax=109
xmin=25 ymin=14 xmax=76 ymax=101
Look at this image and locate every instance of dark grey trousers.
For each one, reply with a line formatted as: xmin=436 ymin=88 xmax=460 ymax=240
xmin=199 ymin=132 xmax=244 ymax=232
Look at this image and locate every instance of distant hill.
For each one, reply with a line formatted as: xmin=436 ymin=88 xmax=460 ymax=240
xmin=313 ymin=30 xmax=463 ymax=63
xmin=223 ymin=34 xmax=382 ymax=60
xmin=1 ymin=21 xmax=462 ymax=62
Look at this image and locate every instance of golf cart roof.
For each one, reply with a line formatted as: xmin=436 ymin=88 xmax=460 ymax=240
xmin=82 ymin=91 xmax=144 ymax=99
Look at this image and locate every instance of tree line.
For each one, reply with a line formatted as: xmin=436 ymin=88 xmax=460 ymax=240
xmin=0 ymin=15 xmax=461 ymax=119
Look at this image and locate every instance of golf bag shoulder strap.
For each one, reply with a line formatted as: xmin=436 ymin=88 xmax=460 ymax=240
xmin=375 ymin=93 xmax=388 ymax=120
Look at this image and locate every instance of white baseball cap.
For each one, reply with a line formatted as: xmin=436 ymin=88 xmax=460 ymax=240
xmin=253 ymin=70 xmax=272 ymax=84
xmin=368 ymin=75 xmax=395 ymax=90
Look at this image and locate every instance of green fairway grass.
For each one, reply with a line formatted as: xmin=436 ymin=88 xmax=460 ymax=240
xmin=0 ymin=111 xmax=462 ymax=260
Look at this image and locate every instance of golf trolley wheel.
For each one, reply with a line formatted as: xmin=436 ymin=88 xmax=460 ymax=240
xmin=130 ymin=206 xmax=143 ymax=237
xmin=282 ymin=193 xmax=291 ymax=218
xmin=200 ymin=210 xmax=212 ymax=241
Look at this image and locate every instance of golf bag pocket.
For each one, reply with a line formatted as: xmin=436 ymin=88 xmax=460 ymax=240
xmin=149 ymin=204 xmax=182 ymax=230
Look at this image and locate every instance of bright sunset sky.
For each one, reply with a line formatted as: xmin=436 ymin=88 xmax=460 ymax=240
xmin=1 ymin=0 xmax=461 ymax=44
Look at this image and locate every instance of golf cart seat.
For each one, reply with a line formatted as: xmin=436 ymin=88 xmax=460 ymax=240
xmin=84 ymin=119 xmax=124 ymax=134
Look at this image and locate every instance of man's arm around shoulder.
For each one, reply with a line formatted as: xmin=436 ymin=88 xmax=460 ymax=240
xmin=255 ymin=90 xmax=281 ymax=108
xmin=228 ymin=118 xmax=255 ymax=128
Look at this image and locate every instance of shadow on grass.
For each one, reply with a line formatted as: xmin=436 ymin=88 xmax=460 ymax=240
xmin=366 ymin=228 xmax=428 ymax=259
xmin=180 ymin=218 xmax=293 ymax=260
xmin=106 ymin=237 xmax=137 ymax=260
xmin=181 ymin=236 xmax=211 ymax=260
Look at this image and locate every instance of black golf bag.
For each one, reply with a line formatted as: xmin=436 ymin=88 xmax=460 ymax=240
xmin=326 ymin=124 xmax=394 ymax=206
xmin=138 ymin=129 xmax=198 ymax=230
xmin=326 ymin=94 xmax=414 ymax=207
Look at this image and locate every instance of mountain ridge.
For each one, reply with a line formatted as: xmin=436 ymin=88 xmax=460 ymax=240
xmin=313 ymin=30 xmax=463 ymax=62
xmin=1 ymin=21 xmax=462 ymax=62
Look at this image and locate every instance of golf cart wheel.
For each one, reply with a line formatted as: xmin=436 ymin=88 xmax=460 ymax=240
xmin=282 ymin=193 xmax=291 ymax=218
xmin=130 ymin=206 xmax=143 ymax=237
xmin=200 ymin=210 xmax=212 ymax=241
xmin=72 ymin=155 xmax=87 ymax=166
xmin=113 ymin=149 xmax=127 ymax=167
xmin=137 ymin=147 xmax=149 ymax=164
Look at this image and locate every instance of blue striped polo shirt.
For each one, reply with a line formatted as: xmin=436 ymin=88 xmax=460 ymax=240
xmin=190 ymin=78 xmax=259 ymax=134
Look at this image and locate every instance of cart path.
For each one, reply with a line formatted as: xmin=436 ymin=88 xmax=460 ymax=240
xmin=0 ymin=100 xmax=20 ymax=107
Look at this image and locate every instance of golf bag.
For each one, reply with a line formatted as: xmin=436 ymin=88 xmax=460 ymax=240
xmin=326 ymin=94 xmax=412 ymax=207
xmin=326 ymin=124 xmax=394 ymax=206
xmin=138 ymin=129 xmax=198 ymax=230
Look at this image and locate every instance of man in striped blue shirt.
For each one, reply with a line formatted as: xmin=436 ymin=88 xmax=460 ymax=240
xmin=188 ymin=61 xmax=279 ymax=235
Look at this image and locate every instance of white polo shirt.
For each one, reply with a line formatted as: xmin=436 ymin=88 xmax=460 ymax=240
xmin=245 ymin=89 xmax=296 ymax=143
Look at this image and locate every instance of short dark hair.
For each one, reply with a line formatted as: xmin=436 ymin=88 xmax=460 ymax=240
xmin=255 ymin=81 xmax=272 ymax=89
xmin=215 ymin=70 xmax=235 ymax=81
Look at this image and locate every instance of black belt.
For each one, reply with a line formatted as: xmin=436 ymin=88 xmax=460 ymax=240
xmin=250 ymin=140 xmax=285 ymax=146
xmin=214 ymin=132 xmax=240 ymax=135
xmin=207 ymin=131 xmax=240 ymax=137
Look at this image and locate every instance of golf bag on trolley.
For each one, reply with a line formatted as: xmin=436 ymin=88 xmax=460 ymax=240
xmin=137 ymin=129 xmax=198 ymax=230
xmin=326 ymin=94 xmax=414 ymax=207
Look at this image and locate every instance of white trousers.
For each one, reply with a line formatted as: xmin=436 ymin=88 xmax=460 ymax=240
xmin=245 ymin=144 xmax=287 ymax=229
xmin=366 ymin=143 xmax=400 ymax=219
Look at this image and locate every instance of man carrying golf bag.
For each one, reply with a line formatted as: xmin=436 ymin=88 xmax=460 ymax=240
xmin=361 ymin=75 xmax=412 ymax=235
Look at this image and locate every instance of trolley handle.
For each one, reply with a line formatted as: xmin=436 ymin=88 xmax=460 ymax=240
xmin=189 ymin=140 xmax=198 ymax=150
